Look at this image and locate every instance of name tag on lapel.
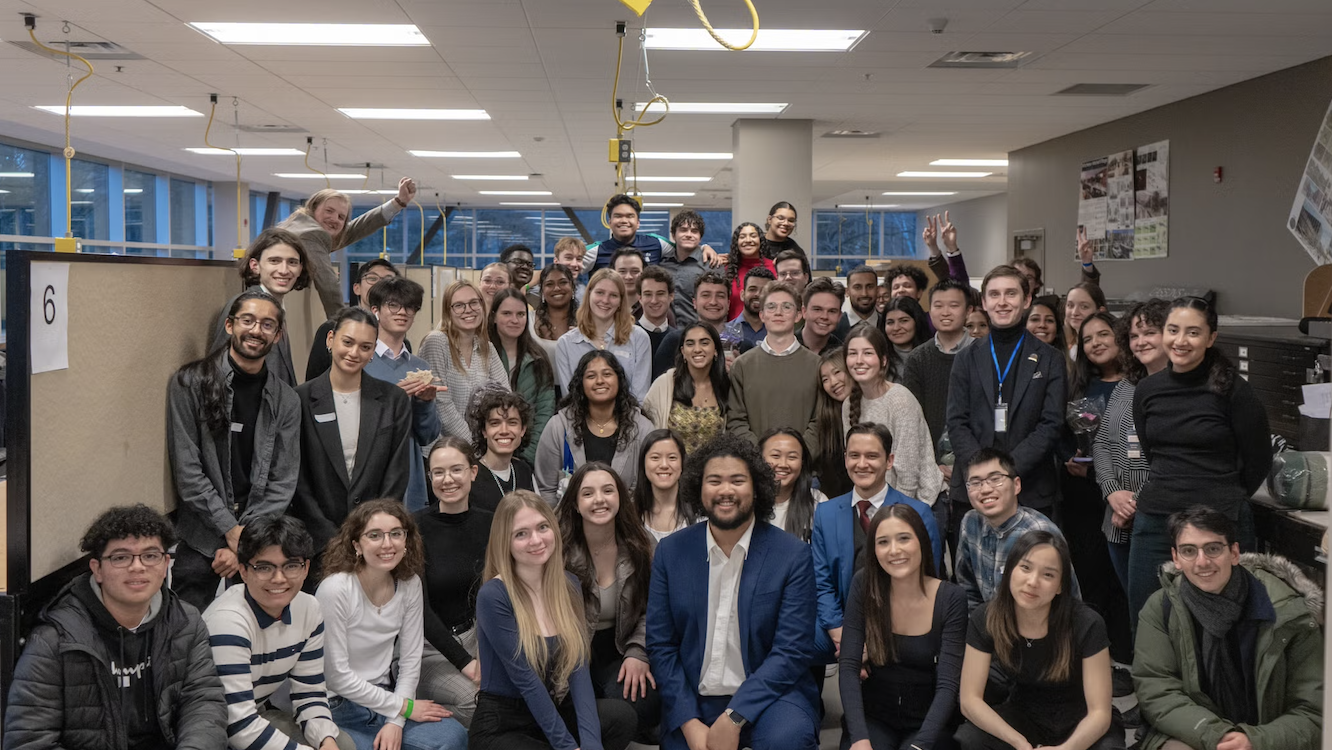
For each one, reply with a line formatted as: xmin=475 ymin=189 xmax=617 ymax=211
xmin=230 ymin=422 xmax=245 ymax=433
xmin=314 ymin=412 xmax=336 ymax=423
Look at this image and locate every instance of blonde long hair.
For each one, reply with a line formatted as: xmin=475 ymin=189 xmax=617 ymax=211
xmin=295 ymin=189 xmax=352 ymax=248
xmin=576 ymin=269 xmax=634 ymax=346
xmin=437 ymin=279 xmax=493 ymax=373
xmin=483 ymin=490 xmax=589 ymax=694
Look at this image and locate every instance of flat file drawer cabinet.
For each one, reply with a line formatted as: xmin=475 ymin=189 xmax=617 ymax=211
xmin=1214 ymin=326 xmax=1328 ymax=448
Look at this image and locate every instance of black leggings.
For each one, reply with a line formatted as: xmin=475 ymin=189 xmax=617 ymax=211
xmin=954 ymin=704 xmax=1124 ymax=750
xmin=589 ymin=628 xmax=661 ymax=742
xmin=468 ymin=690 xmax=635 ymax=750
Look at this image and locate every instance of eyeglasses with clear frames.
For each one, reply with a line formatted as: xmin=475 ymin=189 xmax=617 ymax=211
xmin=763 ymin=302 xmax=797 ymax=313
xmin=362 ymin=528 xmax=407 ymax=543
xmin=245 ymin=560 xmax=308 ymax=580
xmin=101 ymin=550 xmax=168 ymax=568
xmin=430 ymin=466 xmax=471 ymax=481
xmin=231 ymin=314 xmax=279 ymax=334
xmin=965 ymin=472 xmax=1014 ymax=490
xmin=1174 ymin=542 xmax=1230 ymax=560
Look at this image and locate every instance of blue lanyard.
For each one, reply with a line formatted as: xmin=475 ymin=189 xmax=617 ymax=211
xmin=989 ymin=334 xmax=1025 ymax=402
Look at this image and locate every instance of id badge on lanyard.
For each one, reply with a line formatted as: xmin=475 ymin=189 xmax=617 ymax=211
xmin=990 ymin=334 xmax=1024 ymax=435
xmin=994 ymin=400 xmax=1009 ymax=434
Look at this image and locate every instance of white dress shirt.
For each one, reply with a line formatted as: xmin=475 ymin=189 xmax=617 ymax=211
xmin=851 ymin=483 xmax=890 ymax=516
xmin=699 ymin=520 xmax=754 ymax=696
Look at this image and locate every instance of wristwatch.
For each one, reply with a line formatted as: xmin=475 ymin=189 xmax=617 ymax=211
xmin=723 ymin=708 xmax=746 ymax=728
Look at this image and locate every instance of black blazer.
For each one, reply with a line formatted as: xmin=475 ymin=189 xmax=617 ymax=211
xmin=945 ymin=332 xmax=1066 ymax=509
xmin=292 ymin=371 xmax=413 ymax=551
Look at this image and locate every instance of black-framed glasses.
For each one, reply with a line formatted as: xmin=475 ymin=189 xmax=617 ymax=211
xmin=231 ymin=314 xmax=279 ymax=334
xmin=245 ymin=560 xmax=308 ymax=580
xmin=451 ymin=300 xmax=484 ymax=313
xmin=965 ymin=472 xmax=1014 ymax=490
xmin=101 ymin=550 xmax=168 ymax=568
xmin=1175 ymin=542 xmax=1229 ymax=560
xmin=507 ymin=259 xmax=535 ymax=269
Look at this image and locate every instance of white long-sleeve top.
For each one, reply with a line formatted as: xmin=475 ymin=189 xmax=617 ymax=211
xmin=843 ymin=382 xmax=943 ymax=506
xmin=315 ymin=572 xmax=426 ymax=727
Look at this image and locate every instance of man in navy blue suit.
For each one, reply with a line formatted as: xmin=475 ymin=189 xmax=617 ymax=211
xmin=647 ymin=433 xmax=820 ymax=750
xmin=811 ymin=423 xmax=943 ymax=664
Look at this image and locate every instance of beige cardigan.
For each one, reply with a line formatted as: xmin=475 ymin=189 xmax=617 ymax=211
xmin=642 ymin=369 xmax=678 ymax=429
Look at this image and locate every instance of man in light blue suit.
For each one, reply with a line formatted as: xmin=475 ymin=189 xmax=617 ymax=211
xmin=647 ymin=433 xmax=820 ymax=750
xmin=811 ymin=423 xmax=943 ymax=663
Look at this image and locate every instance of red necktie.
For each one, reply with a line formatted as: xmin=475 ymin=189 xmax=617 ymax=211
xmin=856 ymin=500 xmax=873 ymax=534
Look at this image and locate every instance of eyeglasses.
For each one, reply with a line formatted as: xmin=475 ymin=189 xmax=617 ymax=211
xmin=360 ymin=273 xmax=388 ymax=286
xmin=451 ymin=300 xmax=484 ymax=313
xmin=507 ymin=259 xmax=535 ymax=269
xmin=430 ymin=466 xmax=471 ymax=481
xmin=245 ymin=560 xmax=308 ymax=580
xmin=965 ymin=472 xmax=1014 ymax=490
xmin=1175 ymin=542 xmax=1230 ymax=560
xmin=231 ymin=314 xmax=279 ymax=334
xmin=101 ymin=550 xmax=168 ymax=568
xmin=380 ymin=301 xmax=418 ymax=314
xmin=763 ymin=302 xmax=797 ymax=313
xmin=362 ymin=528 xmax=407 ymax=543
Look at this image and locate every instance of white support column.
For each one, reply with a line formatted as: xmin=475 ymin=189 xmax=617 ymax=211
xmin=731 ymin=119 xmax=813 ymax=251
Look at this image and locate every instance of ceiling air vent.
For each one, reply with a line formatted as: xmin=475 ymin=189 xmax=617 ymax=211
xmin=823 ymin=129 xmax=880 ymax=139
xmin=929 ymin=51 xmax=1031 ymax=69
xmin=238 ymin=123 xmax=306 ymax=134
xmin=8 ymin=39 xmax=143 ymax=61
xmin=1055 ymin=83 xmax=1151 ymax=96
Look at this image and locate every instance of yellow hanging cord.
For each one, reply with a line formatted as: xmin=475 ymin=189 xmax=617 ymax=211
xmin=689 ymin=0 xmax=760 ymax=51
xmin=28 ymin=21 xmax=94 ymax=238
xmin=305 ymin=137 xmax=329 ymax=188
xmin=603 ymin=25 xmax=669 ymax=229
xmin=203 ymin=96 xmax=245 ymax=256
xmin=436 ymin=195 xmax=448 ymax=265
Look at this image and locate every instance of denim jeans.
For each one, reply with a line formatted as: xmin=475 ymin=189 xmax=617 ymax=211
xmin=329 ymin=695 xmax=468 ymax=750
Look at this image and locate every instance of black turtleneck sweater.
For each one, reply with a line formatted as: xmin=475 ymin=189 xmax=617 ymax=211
xmin=1132 ymin=352 xmax=1271 ymax=517
xmin=228 ymin=354 xmax=267 ymax=511
xmin=415 ymin=506 xmax=494 ymax=668
xmin=988 ymin=323 xmax=1027 ymax=406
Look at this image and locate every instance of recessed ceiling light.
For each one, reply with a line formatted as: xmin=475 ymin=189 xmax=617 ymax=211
xmin=189 ymin=22 xmax=429 ymax=46
xmin=411 ymin=150 xmax=521 ymax=158
xmin=0 ymin=172 xmax=35 ymax=178
xmin=185 ymin=147 xmax=307 ymax=156
xmin=930 ymin=159 xmax=1008 ymax=167
xmin=501 ymin=202 xmax=561 ymax=206
xmin=882 ymin=191 xmax=958 ymax=196
xmin=836 ymin=204 xmax=900 ymax=209
xmin=627 ymin=176 xmax=711 ymax=182
xmin=35 ymin=105 xmax=203 ymax=117
xmin=273 ymin=173 xmax=367 ymax=179
xmin=635 ymin=191 xmax=695 ymax=197
xmin=896 ymin=171 xmax=992 ymax=178
xmin=339 ymin=108 xmax=490 ymax=120
xmin=0 ymin=190 xmax=9 ymax=194
xmin=644 ymin=28 xmax=866 ymax=51
xmin=634 ymin=152 xmax=732 ymax=160
xmin=643 ymin=202 xmax=684 ymax=207
xmin=635 ymin=102 xmax=786 ymax=115
xmin=124 ymin=189 xmax=144 ymax=194
xmin=478 ymin=190 xmax=553 ymax=196
xmin=452 ymin=175 xmax=529 ymax=181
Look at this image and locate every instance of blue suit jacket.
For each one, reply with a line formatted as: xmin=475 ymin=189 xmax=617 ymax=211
xmin=646 ymin=521 xmax=819 ymax=733
xmin=810 ymin=488 xmax=943 ymax=658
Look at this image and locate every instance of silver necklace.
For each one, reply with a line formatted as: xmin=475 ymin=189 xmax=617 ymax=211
xmin=489 ymin=462 xmax=516 ymax=495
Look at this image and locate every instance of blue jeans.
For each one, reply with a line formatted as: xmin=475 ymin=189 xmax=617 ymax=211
xmin=329 ymin=696 xmax=468 ymax=750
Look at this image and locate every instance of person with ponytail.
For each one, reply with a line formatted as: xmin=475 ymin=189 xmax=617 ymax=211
xmin=957 ymin=531 xmax=1122 ymax=750
xmin=471 ymin=490 xmax=631 ymax=750
xmin=1127 ymin=297 xmax=1270 ymax=624
xmin=763 ymin=201 xmax=805 ymax=257
xmin=842 ymin=324 xmax=942 ymax=506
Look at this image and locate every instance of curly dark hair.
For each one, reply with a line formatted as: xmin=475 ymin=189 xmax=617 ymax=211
xmin=80 ymin=504 xmax=177 ymax=559
xmin=556 ymin=462 xmax=654 ymax=618
xmin=321 ymin=499 xmax=425 ymax=582
xmin=535 ymin=264 xmax=579 ymax=340
xmin=882 ymin=264 xmax=928 ymax=297
xmin=724 ymin=222 xmax=770 ymax=285
xmin=1117 ymin=298 xmax=1170 ymax=385
xmin=468 ymin=387 xmax=536 ymax=458
xmin=679 ymin=433 xmax=777 ymax=526
xmin=561 ymin=350 xmax=641 ymax=450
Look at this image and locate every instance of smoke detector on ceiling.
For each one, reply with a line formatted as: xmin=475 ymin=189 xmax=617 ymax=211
xmin=237 ymin=123 xmax=306 ymax=134
xmin=928 ymin=51 xmax=1031 ymax=69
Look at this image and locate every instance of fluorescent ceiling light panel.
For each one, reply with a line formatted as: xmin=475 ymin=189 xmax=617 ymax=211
xmin=930 ymin=158 xmax=1008 ymax=167
xmin=644 ymin=28 xmax=866 ymax=52
xmin=627 ymin=176 xmax=711 ymax=182
xmin=643 ymin=202 xmax=684 ymax=207
xmin=501 ymin=202 xmax=561 ymax=206
xmin=124 ymin=189 xmax=143 ymax=194
xmin=273 ymin=173 xmax=366 ymax=179
xmin=189 ymin=22 xmax=429 ymax=46
xmin=634 ymin=152 xmax=732 ymax=160
xmin=635 ymin=102 xmax=786 ymax=115
xmin=0 ymin=172 xmax=35 ymax=178
xmin=35 ymin=105 xmax=203 ymax=117
xmin=185 ymin=147 xmax=307 ymax=156
xmin=0 ymin=190 xmax=9 ymax=194
xmin=340 ymin=108 xmax=489 ymax=120
xmin=635 ymin=191 xmax=695 ymax=197
xmin=836 ymin=204 xmax=900 ymax=209
xmin=882 ymin=191 xmax=957 ymax=196
xmin=478 ymin=190 xmax=553 ymax=196
xmin=411 ymin=150 xmax=520 ymax=158
xmin=896 ymin=171 xmax=992 ymax=178
xmin=451 ymin=175 xmax=529 ymax=181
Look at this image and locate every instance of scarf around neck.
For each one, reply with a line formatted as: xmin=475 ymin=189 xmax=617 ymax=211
xmin=1178 ymin=564 xmax=1256 ymax=724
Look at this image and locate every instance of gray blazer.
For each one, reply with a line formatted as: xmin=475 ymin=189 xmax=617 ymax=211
xmin=533 ymin=408 xmax=654 ymax=504
xmin=279 ymin=202 xmax=396 ymax=318
xmin=168 ymin=350 xmax=301 ymax=556
xmin=213 ymin=285 xmax=297 ymax=388
xmin=564 ymin=541 xmax=654 ymax=662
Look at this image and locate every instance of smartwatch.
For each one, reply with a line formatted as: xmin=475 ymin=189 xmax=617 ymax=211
xmin=723 ymin=708 xmax=747 ymax=728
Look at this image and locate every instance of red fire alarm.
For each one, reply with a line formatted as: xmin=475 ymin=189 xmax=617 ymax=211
xmin=1214 ymin=166 xmax=1224 ymax=183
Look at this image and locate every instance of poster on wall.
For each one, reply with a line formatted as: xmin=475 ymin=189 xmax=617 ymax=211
xmin=1133 ymin=140 xmax=1170 ymax=259
xmin=1077 ymin=156 xmax=1109 ymax=261
xmin=1286 ymin=98 xmax=1332 ymax=265
xmin=1104 ymin=150 xmax=1135 ymax=260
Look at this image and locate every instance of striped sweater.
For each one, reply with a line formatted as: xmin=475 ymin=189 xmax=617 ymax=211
xmin=203 ymin=586 xmax=339 ymax=750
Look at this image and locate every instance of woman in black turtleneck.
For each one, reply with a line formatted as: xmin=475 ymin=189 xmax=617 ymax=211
xmin=1127 ymin=297 xmax=1270 ymax=622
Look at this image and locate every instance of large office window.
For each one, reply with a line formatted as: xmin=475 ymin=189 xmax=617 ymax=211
xmin=0 ymin=143 xmax=50 ymax=246
xmin=70 ymin=159 xmax=109 ymax=241
xmin=169 ymin=178 xmax=197 ymax=246
xmin=124 ymin=170 xmax=158 ymax=244
xmin=812 ymin=210 xmax=916 ymax=272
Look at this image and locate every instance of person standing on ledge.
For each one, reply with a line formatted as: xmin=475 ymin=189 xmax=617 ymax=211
xmin=584 ymin=194 xmax=719 ymax=272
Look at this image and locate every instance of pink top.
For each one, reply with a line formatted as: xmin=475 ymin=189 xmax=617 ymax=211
xmin=728 ymin=256 xmax=777 ymax=321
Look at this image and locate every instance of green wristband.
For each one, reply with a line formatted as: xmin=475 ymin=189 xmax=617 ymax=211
xmin=404 ymin=698 xmax=414 ymax=719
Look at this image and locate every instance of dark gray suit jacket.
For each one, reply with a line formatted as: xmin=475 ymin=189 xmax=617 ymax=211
xmin=291 ymin=371 xmax=413 ymax=552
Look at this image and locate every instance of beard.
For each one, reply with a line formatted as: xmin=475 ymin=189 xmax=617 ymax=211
xmin=704 ymin=498 xmax=755 ymax=530
xmin=232 ymin=332 xmax=275 ymax=362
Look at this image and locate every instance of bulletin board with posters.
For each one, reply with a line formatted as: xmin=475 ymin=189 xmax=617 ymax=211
xmin=1288 ymin=97 xmax=1332 ymax=266
xmin=1076 ymin=141 xmax=1170 ymax=261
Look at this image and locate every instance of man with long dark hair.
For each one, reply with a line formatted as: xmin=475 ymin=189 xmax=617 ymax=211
xmin=169 ymin=290 xmax=300 ymax=611
xmin=647 ymin=433 xmax=820 ymax=750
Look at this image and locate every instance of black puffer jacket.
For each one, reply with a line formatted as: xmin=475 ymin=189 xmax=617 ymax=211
xmin=3 ymin=573 xmax=226 ymax=750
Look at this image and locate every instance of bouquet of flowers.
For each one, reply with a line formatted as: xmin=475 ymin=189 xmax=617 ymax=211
xmin=1066 ymin=395 xmax=1106 ymax=457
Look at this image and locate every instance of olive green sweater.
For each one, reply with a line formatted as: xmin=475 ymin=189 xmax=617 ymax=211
xmin=726 ymin=343 xmax=822 ymax=453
